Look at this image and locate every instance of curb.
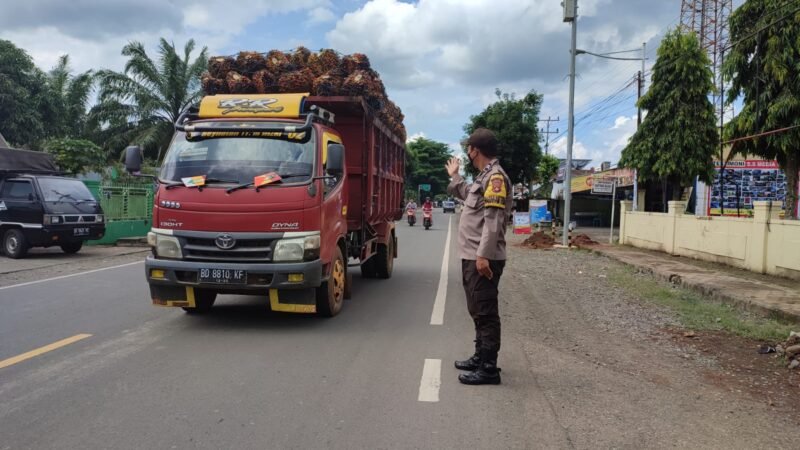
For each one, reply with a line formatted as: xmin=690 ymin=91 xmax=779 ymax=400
xmin=588 ymin=245 xmax=800 ymax=324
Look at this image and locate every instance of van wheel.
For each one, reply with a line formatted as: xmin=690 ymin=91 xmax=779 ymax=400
xmin=60 ymin=241 xmax=83 ymax=254
xmin=317 ymin=247 xmax=345 ymax=317
xmin=183 ymin=289 xmax=217 ymax=314
xmin=373 ymin=235 xmax=394 ymax=279
xmin=3 ymin=229 xmax=28 ymax=259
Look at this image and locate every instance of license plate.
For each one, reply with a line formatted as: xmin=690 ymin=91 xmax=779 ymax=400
xmin=73 ymin=227 xmax=90 ymax=236
xmin=199 ymin=268 xmax=247 ymax=285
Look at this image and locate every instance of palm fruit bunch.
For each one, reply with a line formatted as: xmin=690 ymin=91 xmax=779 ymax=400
xmin=200 ymin=48 xmax=405 ymax=139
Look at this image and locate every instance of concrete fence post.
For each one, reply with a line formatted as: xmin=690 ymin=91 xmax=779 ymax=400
xmin=666 ymin=201 xmax=686 ymax=255
xmin=750 ymin=201 xmax=777 ymax=273
xmin=619 ymin=201 xmax=632 ymax=245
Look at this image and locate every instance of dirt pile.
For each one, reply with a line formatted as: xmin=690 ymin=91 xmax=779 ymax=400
xmin=775 ymin=331 xmax=800 ymax=369
xmin=571 ymin=234 xmax=598 ymax=248
xmin=201 ymin=47 xmax=405 ymax=140
xmin=521 ymin=231 xmax=555 ymax=249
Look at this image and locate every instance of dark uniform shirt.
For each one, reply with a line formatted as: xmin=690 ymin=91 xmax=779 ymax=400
xmin=447 ymin=159 xmax=513 ymax=260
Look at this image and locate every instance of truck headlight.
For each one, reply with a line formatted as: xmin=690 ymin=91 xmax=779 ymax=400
xmin=147 ymin=231 xmax=182 ymax=259
xmin=273 ymin=235 xmax=320 ymax=262
xmin=44 ymin=215 xmax=62 ymax=225
xmin=96 ymin=215 xmax=104 ymax=223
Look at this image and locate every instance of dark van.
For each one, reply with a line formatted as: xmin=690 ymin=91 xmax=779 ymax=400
xmin=0 ymin=147 xmax=105 ymax=258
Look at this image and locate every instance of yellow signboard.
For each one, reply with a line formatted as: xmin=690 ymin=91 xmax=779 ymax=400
xmin=571 ymin=174 xmax=593 ymax=193
xmin=198 ymin=93 xmax=308 ymax=118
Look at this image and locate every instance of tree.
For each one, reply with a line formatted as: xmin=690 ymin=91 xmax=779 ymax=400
xmin=723 ymin=0 xmax=800 ymax=219
xmin=406 ymin=137 xmax=452 ymax=200
xmin=619 ymin=29 xmax=718 ymax=207
xmin=463 ymin=89 xmax=543 ymax=184
xmin=91 ymin=38 xmax=208 ymax=161
xmin=0 ymin=39 xmax=50 ymax=147
xmin=45 ymin=55 xmax=94 ymax=138
xmin=43 ymin=138 xmax=106 ymax=175
xmin=533 ymin=153 xmax=560 ymax=198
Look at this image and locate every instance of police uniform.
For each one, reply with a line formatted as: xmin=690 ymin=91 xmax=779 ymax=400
xmin=447 ymin=158 xmax=512 ymax=370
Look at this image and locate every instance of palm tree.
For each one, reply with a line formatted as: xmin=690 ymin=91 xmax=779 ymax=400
xmin=91 ymin=38 xmax=207 ymax=161
xmin=46 ymin=55 xmax=94 ymax=138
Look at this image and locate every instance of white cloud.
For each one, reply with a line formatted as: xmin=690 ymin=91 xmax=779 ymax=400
xmin=307 ymin=7 xmax=336 ymax=25
xmin=406 ymin=132 xmax=427 ymax=143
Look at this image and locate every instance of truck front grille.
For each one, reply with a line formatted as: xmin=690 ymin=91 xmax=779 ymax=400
xmin=182 ymin=237 xmax=273 ymax=262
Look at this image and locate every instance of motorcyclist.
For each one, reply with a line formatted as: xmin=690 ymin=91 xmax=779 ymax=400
xmin=405 ymin=199 xmax=418 ymax=211
xmin=422 ymin=197 xmax=433 ymax=213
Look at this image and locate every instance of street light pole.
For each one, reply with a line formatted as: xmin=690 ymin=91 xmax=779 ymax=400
xmin=633 ymin=42 xmax=646 ymax=211
xmin=563 ymin=0 xmax=578 ymax=246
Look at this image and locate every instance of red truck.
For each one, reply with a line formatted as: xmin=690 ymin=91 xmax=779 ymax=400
xmin=125 ymin=93 xmax=405 ymax=316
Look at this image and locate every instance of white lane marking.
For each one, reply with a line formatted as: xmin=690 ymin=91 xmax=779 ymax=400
xmin=0 ymin=261 xmax=143 ymax=291
xmin=430 ymin=216 xmax=452 ymax=325
xmin=418 ymin=358 xmax=442 ymax=402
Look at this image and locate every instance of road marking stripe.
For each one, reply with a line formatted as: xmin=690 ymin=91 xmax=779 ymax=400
xmin=0 ymin=261 xmax=143 ymax=291
xmin=418 ymin=358 xmax=441 ymax=402
xmin=430 ymin=216 xmax=452 ymax=325
xmin=0 ymin=334 xmax=92 ymax=369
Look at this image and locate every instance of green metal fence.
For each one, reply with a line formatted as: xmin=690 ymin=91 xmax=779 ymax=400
xmin=83 ymin=180 xmax=154 ymax=245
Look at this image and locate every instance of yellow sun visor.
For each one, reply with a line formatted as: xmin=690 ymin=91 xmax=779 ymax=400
xmin=198 ymin=93 xmax=308 ymax=119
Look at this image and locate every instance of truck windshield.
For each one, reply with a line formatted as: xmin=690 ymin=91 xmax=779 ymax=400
xmin=160 ymin=128 xmax=316 ymax=184
xmin=37 ymin=177 xmax=96 ymax=203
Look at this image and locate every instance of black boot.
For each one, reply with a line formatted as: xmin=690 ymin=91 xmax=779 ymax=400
xmin=454 ymin=340 xmax=481 ymax=371
xmin=458 ymin=351 xmax=501 ymax=385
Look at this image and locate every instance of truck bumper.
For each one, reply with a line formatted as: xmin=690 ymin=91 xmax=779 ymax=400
xmin=144 ymin=255 xmax=324 ymax=313
xmin=25 ymin=225 xmax=105 ymax=246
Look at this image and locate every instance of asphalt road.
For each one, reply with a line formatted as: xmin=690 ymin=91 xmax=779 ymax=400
xmin=0 ymin=212 xmax=561 ymax=449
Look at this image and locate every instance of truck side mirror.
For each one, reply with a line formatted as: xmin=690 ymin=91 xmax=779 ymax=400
xmin=124 ymin=145 xmax=143 ymax=174
xmin=327 ymin=144 xmax=344 ymax=176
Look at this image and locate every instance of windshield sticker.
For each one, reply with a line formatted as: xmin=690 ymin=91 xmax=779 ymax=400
xmin=181 ymin=175 xmax=207 ymax=188
xmin=189 ymin=131 xmax=307 ymax=141
xmin=219 ymin=98 xmax=284 ymax=115
xmin=254 ymin=172 xmax=282 ymax=188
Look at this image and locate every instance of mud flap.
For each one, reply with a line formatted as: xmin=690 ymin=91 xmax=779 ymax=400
xmin=151 ymin=285 xmax=196 ymax=308
xmin=269 ymin=289 xmax=316 ymax=314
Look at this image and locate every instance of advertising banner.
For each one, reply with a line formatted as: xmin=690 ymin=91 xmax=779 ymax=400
xmin=529 ymin=200 xmax=548 ymax=223
xmin=513 ymin=212 xmax=532 ymax=234
xmin=708 ymin=160 xmax=799 ymax=217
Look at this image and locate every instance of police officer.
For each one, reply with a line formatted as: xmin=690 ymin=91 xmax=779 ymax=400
xmin=446 ymin=128 xmax=512 ymax=385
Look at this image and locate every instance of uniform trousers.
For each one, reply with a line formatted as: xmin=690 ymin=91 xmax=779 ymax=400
xmin=461 ymin=259 xmax=505 ymax=360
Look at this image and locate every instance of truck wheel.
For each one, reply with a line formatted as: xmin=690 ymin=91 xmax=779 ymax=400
xmin=344 ymin=270 xmax=353 ymax=300
xmin=360 ymin=255 xmax=377 ymax=278
xmin=373 ymin=235 xmax=394 ymax=279
xmin=317 ymin=247 xmax=345 ymax=317
xmin=183 ymin=289 xmax=217 ymax=314
xmin=60 ymin=241 xmax=83 ymax=254
xmin=3 ymin=229 xmax=29 ymax=259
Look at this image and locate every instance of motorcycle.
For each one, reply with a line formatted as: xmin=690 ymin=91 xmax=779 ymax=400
xmin=407 ymin=208 xmax=416 ymax=226
xmin=423 ymin=209 xmax=433 ymax=230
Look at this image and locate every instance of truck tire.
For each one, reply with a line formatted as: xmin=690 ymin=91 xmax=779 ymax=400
xmin=183 ymin=289 xmax=217 ymax=314
xmin=3 ymin=229 xmax=28 ymax=259
xmin=317 ymin=247 xmax=345 ymax=317
xmin=60 ymin=241 xmax=83 ymax=254
xmin=373 ymin=235 xmax=394 ymax=279
xmin=344 ymin=270 xmax=353 ymax=300
xmin=360 ymin=255 xmax=377 ymax=278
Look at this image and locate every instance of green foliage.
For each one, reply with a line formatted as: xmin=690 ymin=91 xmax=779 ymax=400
xmin=406 ymin=137 xmax=452 ymax=199
xmin=46 ymin=55 xmax=94 ymax=138
xmin=723 ymin=0 xmax=800 ymax=219
xmin=0 ymin=40 xmax=50 ymax=146
xmin=90 ymin=39 xmax=208 ymax=162
xmin=532 ymin=153 xmax=560 ymax=198
xmin=464 ymin=89 xmax=543 ymax=184
xmin=619 ymin=29 xmax=718 ymax=192
xmin=43 ymin=138 xmax=106 ymax=175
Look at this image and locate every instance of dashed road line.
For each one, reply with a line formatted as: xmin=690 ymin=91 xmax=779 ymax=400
xmin=430 ymin=216 xmax=452 ymax=325
xmin=0 ymin=334 xmax=92 ymax=369
xmin=418 ymin=358 xmax=442 ymax=402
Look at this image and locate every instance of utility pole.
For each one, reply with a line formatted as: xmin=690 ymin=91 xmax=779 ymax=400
xmin=539 ymin=117 xmax=560 ymax=155
xmin=563 ymin=0 xmax=577 ymax=246
xmin=632 ymin=41 xmax=646 ymax=212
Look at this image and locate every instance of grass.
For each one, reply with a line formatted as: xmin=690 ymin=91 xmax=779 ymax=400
xmin=609 ymin=266 xmax=797 ymax=342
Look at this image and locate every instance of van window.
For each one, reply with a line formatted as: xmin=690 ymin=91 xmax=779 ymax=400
xmin=1 ymin=180 xmax=34 ymax=200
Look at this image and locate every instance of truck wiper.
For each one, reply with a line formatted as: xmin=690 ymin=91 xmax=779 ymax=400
xmin=226 ymin=174 xmax=310 ymax=193
xmin=165 ymin=177 xmax=239 ymax=190
xmin=52 ymin=190 xmax=78 ymax=203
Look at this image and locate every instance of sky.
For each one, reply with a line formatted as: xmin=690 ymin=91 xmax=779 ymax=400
xmin=1 ymin=0 xmax=684 ymax=169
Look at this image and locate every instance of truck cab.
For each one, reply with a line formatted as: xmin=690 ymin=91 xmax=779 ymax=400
xmin=128 ymin=94 xmax=405 ymax=317
xmin=0 ymin=148 xmax=105 ymax=258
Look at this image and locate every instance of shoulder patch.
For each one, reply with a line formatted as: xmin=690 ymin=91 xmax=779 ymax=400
xmin=484 ymin=173 xmax=507 ymax=209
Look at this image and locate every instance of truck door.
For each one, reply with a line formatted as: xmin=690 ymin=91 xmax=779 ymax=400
xmin=321 ymin=132 xmax=347 ymax=258
xmin=0 ymin=179 xmax=43 ymax=226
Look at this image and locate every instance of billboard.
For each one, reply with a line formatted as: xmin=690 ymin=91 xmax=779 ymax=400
xmin=708 ymin=160 xmax=799 ymax=217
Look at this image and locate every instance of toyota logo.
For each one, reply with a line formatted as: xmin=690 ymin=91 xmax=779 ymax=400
xmin=215 ymin=233 xmax=236 ymax=250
